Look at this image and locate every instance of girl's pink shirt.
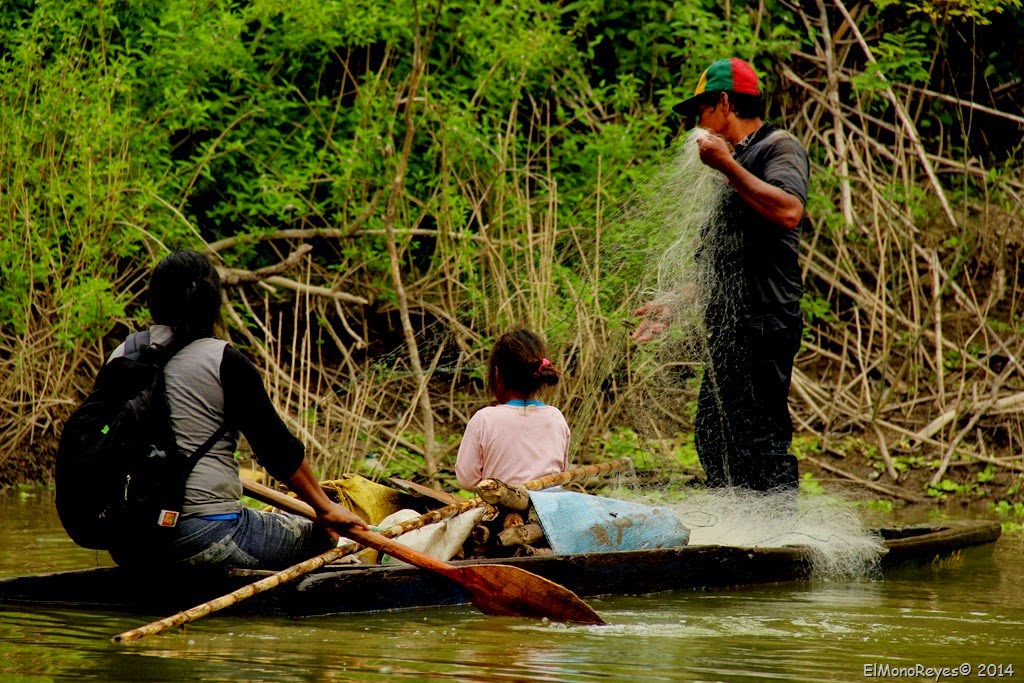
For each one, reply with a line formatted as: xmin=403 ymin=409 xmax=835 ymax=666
xmin=455 ymin=404 xmax=570 ymax=489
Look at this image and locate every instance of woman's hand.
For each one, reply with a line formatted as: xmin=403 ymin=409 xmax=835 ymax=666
xmin=285 ymin=459 xmax=370 ymax=538
xmin=315 ymin=501 xmax=370 ymax=539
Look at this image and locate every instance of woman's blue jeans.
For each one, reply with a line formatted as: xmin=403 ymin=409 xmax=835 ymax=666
xmin=110 ymin=507 xmax=337 ymax=573
xmin=165 ymin=508 xmax=335 ymax=570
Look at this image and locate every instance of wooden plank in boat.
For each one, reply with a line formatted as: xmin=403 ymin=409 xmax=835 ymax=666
xmin=388 ymin=478 xmax=462 ymax=506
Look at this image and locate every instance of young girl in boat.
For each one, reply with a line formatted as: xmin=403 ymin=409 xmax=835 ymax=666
xmin=455 ymin=328 xmax=569 ymax=490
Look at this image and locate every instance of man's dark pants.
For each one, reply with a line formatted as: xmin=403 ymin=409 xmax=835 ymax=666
xmin=694 ymin=318 xmax=802 ymax=492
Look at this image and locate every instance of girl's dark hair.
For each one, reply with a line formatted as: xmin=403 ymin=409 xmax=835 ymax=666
xmin=148 ymin=249 xmax=222 ymax=342
xmin=487 ymin=328 xmax=560 ymax=396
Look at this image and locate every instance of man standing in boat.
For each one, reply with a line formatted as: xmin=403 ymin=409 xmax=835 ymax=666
xmin=633 ymin=57 xmax=810 ymax=494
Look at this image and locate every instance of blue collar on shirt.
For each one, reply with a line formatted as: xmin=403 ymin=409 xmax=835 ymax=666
xmin=506 ymin=399 xmax=545 ymax=407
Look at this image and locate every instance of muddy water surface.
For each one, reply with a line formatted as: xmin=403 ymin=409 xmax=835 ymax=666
xmin=1 ymin=488 xmax=1021 ymax=682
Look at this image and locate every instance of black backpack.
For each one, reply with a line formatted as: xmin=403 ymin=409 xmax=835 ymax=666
xmin=56 ymin=331 xmax=227 ymax=551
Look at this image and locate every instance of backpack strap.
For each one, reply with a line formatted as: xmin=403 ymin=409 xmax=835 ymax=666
xmin=180 ymin=423 xmax=231 ymax=478
xmin=137 ymin=332 xmax=230 ymax=481
xmin=122 ymin=330 xmax=152 ymax=359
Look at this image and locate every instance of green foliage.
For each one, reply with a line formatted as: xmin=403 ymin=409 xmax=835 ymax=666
xmin=600 ymin=427 xmax=647 ymax=461
xmin=0 ymin=0 xmax=173 ymax=346
xmin=873 ymin=452 xmax=928 ymax=473
xmin=672 ymin=434 xmax=700 ymax=469
xmin=925 ymin=473 xmax=986 ymax=499
xmin=922 ymin=464 xmax=1004 ymax=499
xmin=590 ymin=427 xmax=700 ymax=474
xmin=990 ymin=500 xmax=1024 ymax=517
xmin=990 ymin=500 xmax=1024 ymax=533
xmin=3 ymin=0 xmax=1023 ymax=490
xmin=55 ymin=278 xmax=127 ymax=350
xmin=799 ymin=471 xmax=826 ymax=495
xmin=874 ymin=0 xmax=1022 ymax=24
xmin=0 ymin=0 xmax=828 ymax=355
xmin=379 ymin=448 xmax=425 ymax=482
xmin=790 ymin=434 xmax=822 ymax=459
xmin=943 ymin=348 xmax=963 ymax=372
xmin=865 ymin=499 xmax=895 ymax=513
xmin=855 ymin=31 xmax=931 ymax=88
xmin=1008 ymin=475 xmax=1024 ymax=497
xmin=800 ymin=294 xmax=833 ymax=327
xmin=977 ymin=465 xmax=997 ymax=483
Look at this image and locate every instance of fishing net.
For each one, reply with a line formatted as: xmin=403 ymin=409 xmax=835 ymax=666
xmin=674 ymin=489 xmax=885 ymax=580
xmin=590 ymin=132 xmax=885 ymax=579
xmin=303 ymin=129 xmax=884 ymax=579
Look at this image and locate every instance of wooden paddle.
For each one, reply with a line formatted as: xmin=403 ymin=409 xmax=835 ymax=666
xmin=113 ymin=498 xmax=490 ymax=644
xmin=242 ymin=478 xmax=605 ymax=625
xmin=388 ymin=477 xmax=462 ymax=506
xmin=112 ymin=460 xmax=630 ymax=643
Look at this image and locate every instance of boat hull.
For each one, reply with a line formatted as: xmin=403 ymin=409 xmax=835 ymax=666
xmin=0 ymin=520 xmax=1001 ymax=617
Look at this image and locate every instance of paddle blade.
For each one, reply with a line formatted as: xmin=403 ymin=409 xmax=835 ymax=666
xmin=456 ymin=564 xmax=606 ymax=625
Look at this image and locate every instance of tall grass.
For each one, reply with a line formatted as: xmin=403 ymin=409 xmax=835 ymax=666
xmin=0 ymin=0 xmax=1021 ymax=498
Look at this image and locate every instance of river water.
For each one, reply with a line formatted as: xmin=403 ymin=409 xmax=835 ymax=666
xmin=1 ymin=488 xmax=1021 ymax=682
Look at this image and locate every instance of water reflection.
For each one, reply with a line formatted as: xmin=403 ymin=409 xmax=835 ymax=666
xmin=1 ymin=488 xmax=1021 ymax=682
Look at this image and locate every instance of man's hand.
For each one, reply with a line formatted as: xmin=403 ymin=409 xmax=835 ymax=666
xmin=631 ymin=303 xmax=672 ymax=342
xmin=696 ymin=131 xmax=735 ymax=174
xmin=694 ymin=126 xmax=805 ymax=229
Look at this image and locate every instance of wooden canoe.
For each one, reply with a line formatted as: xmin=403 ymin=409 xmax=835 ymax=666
xmin=0 ymin=520 xmax=1001 ymax=617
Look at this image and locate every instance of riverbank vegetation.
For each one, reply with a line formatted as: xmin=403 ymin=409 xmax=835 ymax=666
xmin=1 ymin=0 xmax=1021 ymax=507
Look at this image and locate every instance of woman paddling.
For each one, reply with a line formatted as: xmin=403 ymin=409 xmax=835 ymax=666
xmin=110 ymin=249 xmax=366 ymax=569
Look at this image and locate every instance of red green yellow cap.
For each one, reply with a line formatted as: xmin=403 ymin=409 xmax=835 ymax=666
xmin=673 ymin=58 xmax=761 ymax=115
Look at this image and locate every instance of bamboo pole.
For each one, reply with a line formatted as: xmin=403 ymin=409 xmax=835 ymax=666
xmin=110 ymin=494 xmax=478 ymax=645
xmin=112 ymin=543 xmax=358 ymax=644
xmin=111 ymin=458 xmax=632 ymax=644
xmin=475 ymin=479 xmax=531 ymax=511
xmin=519 ymin=458 xmax=632 ymax=491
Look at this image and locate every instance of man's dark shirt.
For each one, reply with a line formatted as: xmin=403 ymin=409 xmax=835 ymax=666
xmin=702 ymin=122 xmax=809 ymax=331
